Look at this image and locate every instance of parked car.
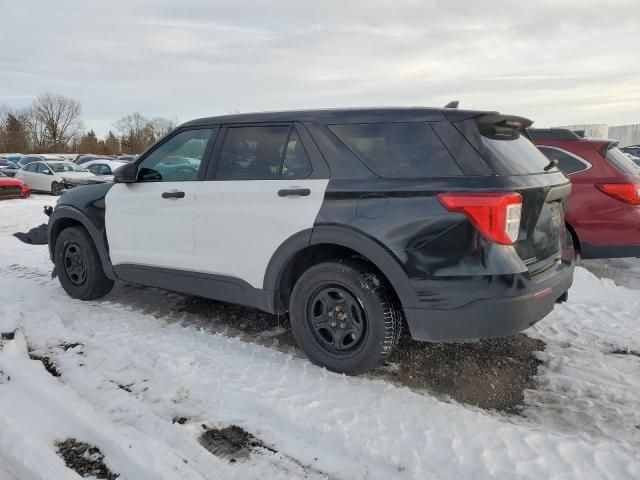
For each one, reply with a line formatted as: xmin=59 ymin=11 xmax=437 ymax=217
xmin=0 ymin=169 xmax=30 ymax=199
xmin=47 ymin=108 xmax=574 ymax=375
xmin=82 ymin=159 xmax=128 ymax=182
xmin=530 ymin=128 xmax=640 ymax=259
xmin=15 ymin=160 xmax=96 ymax=195
xmin=0 ymin=158 xmax=21 ymax=177
xmin=75 ymin=155 xmax=116 ymax=165
xmin=624 ymin=153 xmax=640 ymax=167
xmin=621 ymin=145 xmax=640 ymax=158
xmin=17 ymin=154 xmax=65 ymax=168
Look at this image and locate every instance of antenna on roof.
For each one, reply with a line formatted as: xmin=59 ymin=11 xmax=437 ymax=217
xmin=444 ymin=100 xmax=459 ymax=109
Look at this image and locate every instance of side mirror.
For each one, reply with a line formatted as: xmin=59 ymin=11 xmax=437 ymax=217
xmin=44 ymin=169 xmax=53 ymax=175
xmin=113 ymin=163 xmax=137 ymax=183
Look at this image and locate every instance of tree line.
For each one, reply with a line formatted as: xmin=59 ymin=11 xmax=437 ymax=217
xmin=0 ymin=93 xmax=177 ymax=155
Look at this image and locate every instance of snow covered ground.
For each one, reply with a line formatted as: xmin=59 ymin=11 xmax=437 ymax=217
xmin=0 ymin=194 xmax=639 ymax=480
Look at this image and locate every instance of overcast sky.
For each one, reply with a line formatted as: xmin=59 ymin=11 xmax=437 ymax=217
xmin=2 ymin=0 xmax=638 ymax=136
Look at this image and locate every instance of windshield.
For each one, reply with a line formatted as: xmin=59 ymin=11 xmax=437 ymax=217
xmin=48 ymin=162 xmax=88 ymax=173
xmin=606 ymin=146 xmax=640 ymax=175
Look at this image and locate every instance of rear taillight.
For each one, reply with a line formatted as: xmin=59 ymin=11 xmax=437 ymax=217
xmin=437 ymin=192 xmax=522 ymax=245
xmin=595 ymin=183 xmax=640 ymax=205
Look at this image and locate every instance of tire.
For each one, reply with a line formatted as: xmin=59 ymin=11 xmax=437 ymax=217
xmin=54 ymin=226 xmax=114 ymax=300
xmin=51 ymin=181 xmax=64 ymax=196
xmin=289 ymin=260 xmax=402 ymax=375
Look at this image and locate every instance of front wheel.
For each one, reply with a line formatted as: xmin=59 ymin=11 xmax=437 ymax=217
xmin=54 ymin=226 xmax=114 ymax=300
xmin=289 ymin=261 xmax=402 ymax=375
xmin=51 ymin=181 xmax=64 ymax=196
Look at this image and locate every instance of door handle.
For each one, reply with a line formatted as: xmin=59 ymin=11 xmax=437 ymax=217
xmin=278 ymin=188 xmax=311 ymax=197
xmin=162 ymin=191 xmax=185 ymax=199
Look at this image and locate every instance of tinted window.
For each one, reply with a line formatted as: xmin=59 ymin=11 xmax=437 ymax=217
xmin=24 ymin=162 xmax=38 ymax=172
xmin=217 ymin=126 xmax=310 ymax=180
xmin=481 ymin=136 xmax=551 ymax=175
xmin=138 ymin=128 xmax=213 ymax=182
xmin=328 ymin=122 xmax=462 ymax=178
xmin=538 ymin=146 xmax=589 ymax=175
xmin=606 ymin=146 xmax=640 ymax=175
xmin=282 ymin=130 xmax=312 ymax=179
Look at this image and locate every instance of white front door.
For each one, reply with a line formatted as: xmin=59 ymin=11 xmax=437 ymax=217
xmin=193 ymin=125 xmax=329 ymax=288
xmin=105 ymin=128 xmax=216 ymax=271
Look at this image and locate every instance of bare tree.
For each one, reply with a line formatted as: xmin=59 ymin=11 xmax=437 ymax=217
xmin=148 ymin=117 xmax=177 ymax=141
xmin=21 ymin=107 xmax=48 ymax=151
xmin=114 ymin=112 xmax=154 ymax=153
xmin=30 ymin=94 xmax=83 ymax=151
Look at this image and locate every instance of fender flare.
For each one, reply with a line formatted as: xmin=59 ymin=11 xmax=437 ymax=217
xmin=263 ymin=225 xmax=418 ymax=309
xmin=48 ymin=205 xmax=115 ymax=279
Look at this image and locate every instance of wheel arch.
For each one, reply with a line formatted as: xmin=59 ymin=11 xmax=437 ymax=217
xmin=565 ymin=221 xmax=580 ymax=255
xmin=264 ymin=225 xmax=417 ymax=313
xmin=48 ymin=206 xmax=115 ymax=279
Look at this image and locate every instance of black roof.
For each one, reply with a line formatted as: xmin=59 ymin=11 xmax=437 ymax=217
xmin=527 ymin=128 xmax=583 ymax=141
xmin=181 ymin=107 xmax=501 ymax=127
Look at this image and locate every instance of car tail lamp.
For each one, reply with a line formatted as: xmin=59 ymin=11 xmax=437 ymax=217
xmin=595 ymin=183 xmax=640 ymax=205
xmin=437 ymin=192 xmax=522 ymax=245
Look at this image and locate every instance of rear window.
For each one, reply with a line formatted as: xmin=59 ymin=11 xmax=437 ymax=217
xmin=328 ymin=122 xmax=462 ymax=178
xmin=605 ymin=146 xmax=640 ymax=175
xmin=481 ymin=135 xmax=552 ymax=175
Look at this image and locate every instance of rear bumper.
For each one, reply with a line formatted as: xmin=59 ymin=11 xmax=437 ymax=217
xmin=581 ymin=242 xmax=640 ymax=259
xmin=404 ymin=260 xmax=574 ymax=342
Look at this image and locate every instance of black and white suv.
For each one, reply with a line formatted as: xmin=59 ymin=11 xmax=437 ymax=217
xmin=47 ymin=108 xmax=575 ymax=374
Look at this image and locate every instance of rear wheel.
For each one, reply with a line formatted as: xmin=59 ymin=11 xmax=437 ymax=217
xmin=289 ymin=260 xmax=401 ymax=375
xmin=54 ymin=226 xmax=114 ymax=300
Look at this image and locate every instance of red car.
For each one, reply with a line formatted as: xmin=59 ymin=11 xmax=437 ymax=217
xmin=0 ymin=170 xmax=30 ymax=199
xmin=529 ymin=128 xmax=640 ymax=259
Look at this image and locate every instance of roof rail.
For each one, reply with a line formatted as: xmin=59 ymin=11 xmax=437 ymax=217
xmin=526 ymin=128 xmax=583 ymax=141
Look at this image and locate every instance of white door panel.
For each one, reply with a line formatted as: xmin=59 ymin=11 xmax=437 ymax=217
xmin=106 ymin=182 xmax=199 ymax=270
xmin=194 ymin=179 xmax=329 ymax=288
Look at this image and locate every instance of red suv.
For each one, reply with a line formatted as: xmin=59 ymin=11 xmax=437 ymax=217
xmin=529 ymin=128 xmax=640 ymax=259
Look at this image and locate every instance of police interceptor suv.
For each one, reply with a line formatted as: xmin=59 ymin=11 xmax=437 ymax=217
xmin=48 ymin=108 xmax=574 ymax=375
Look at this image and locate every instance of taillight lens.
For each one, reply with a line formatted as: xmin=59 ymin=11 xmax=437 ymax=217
xmin=595 ymin=183 xmax=640 ymax=205
xmin=437 ymin=192 xmax=522 ymax=245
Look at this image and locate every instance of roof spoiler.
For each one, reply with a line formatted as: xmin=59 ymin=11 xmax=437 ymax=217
xmin=475 ymin=113 xmax=533 ymax=140
xmin=526 ymin=128 xmax=582 ymax=141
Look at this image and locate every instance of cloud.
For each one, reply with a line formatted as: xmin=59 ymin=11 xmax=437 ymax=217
xmin=1 ymin=0 xmax=638 ymax=135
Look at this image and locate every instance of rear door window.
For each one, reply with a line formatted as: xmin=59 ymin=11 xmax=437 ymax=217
xmin=216 ymin=125 xmax=312 ymax=180
xmin=538 ymin=146 xmax=590 ymax=175
xmin=328 ymin=122 xmax=462 ymax=178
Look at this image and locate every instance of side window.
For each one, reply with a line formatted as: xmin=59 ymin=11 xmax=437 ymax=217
xmin=538 ymin=146 xmax=589 ymax=175
xmin=101 ymin=165 xmax=112 ymax=175
xmin=137 ymin=128 xmax=213 ymax=182
xmin=35 ymin=163 xmax=49 ymax=173
xmin=328 ymin=122 xmax=462 ymax=178
xmin=217 ymin=126 xmax=290 ymax=180
xmin=282 ymin=130 xmax=312 ymax=179
xmin=87 ymin=164 xmax=99 ymax=174
xmin=24 ymin=163 xmax=36 ymax=172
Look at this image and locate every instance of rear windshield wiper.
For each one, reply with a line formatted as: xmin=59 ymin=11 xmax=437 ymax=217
xmin=544 ymin=159 xmax=559 ymax=172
